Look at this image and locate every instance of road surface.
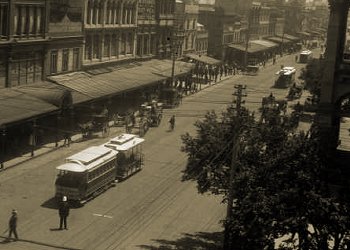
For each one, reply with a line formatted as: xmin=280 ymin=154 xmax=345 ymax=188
xmin=0 ymin=51 xmax=315 ymax=250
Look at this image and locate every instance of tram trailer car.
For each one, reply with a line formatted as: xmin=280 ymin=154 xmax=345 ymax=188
xmin=104 ymin=133 xmax=145 ymax=180
xmin=55 ymin=145 xmax=118 ymax=204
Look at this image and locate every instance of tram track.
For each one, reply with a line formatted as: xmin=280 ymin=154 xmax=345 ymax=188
xmin=62 ymin=148 xmax=187 ymax=249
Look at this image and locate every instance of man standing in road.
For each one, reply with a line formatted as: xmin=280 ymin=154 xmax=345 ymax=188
xmin=58 ymin=196 xmax=70 ymax=230
xmin=8 ymin=209 xmax=18 ymax=240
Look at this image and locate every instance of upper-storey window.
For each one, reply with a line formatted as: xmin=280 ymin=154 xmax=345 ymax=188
xmin=14 ymin=4 xmax=44 ymax=38
xmin=0 ymin=3 xmax=8 ymax=39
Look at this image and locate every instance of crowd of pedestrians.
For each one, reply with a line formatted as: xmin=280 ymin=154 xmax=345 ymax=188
xmin=193 ymin=62 xmax=236 ymax=85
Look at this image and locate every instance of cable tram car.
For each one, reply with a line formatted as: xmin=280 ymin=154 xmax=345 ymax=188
xmin=299 ymin=50 xmax=313 ymax=63
xmin=274 ymin=66 xmax=296 ymax=88
xmin=245 ymin=65 xmax=259 ymax=76
xmin=55 ymin=145 xmax=118 ymax=204
xmin=104 ymin=133 xmax=145 ymax=180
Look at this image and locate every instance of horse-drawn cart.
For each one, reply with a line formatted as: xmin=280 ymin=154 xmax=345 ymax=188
xmin=79 ymin=114 xmax=110 ymax=139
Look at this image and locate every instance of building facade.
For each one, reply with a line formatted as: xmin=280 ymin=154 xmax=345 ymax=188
xmin=0 ymin=0 xmax=49 ymax=88
xmin=175 ymin=0 xmax=199 ymax=56
xmin=136 ymin=0 xmax=157 ymax=58
xmin=47 ymin=0 xmax=84 ymax=76
xmin=155 ymin=0 xmax=175 ymax=58
xmin=195 ymin=22 xmax=208 ymax=55
xmin=83 ymin=0 xmax=138 ymax=66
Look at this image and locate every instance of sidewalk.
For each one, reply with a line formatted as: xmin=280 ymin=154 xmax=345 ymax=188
xmin=0 ymin=74 xmax=235 ymax=172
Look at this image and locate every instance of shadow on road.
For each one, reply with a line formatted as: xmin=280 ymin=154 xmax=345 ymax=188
xmin=137 ymin=231 xmax=223 ymax=250
xmin=41 ymin=197 xmax=59 ymax=209
xmin=41 ymin=197 xmax=82 ymax=210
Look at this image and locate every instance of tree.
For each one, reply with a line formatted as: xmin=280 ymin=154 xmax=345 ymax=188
xmin=181 ymin=105 xmax=350 ymax=249
xmin=299 ymin=58 xmax=326 ymax=99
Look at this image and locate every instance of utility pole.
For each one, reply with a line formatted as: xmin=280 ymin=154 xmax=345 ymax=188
xmin=223 ymin=84 xmax=247 ymax=250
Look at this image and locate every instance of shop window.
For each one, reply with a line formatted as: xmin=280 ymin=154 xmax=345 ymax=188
xmin=111 ymin=34 xmax=117 ymax=56
xmin=104 ymin=35 xmax=111 ymax=57
xmin=62 ymin=49 xmax=69 ymax=72
xmin=11 ymin=53 xmax=42 ymax=86
xmin=50 ymin=50 xmax=58 ymax=74
xmin=0 ymin=3 xmax=8 ymax=38
xmin=73 ymin=48 xmax=80 ymax=70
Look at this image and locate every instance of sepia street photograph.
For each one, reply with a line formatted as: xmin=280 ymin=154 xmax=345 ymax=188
xmin=0 ymin=0 xmax=348 ymax=249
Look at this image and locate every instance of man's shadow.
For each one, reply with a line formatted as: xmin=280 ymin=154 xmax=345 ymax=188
xmin=0 ymin=236 xmax=13 ymax=244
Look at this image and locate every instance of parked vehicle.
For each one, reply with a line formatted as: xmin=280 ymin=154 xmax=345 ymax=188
xmin=287 ymin=84 xmax=303 ymax=100
xmin=149 ymin=100 xmax=163 ymax=127
xmin=159 ymin=88 xmax=181 ymax=108
xmin=55 ymin=145 xmax=118 ymax=204
xmin=132 ymin=104 xmax=151 ymax=137
xmin=304 ymin=96 xmax=319 ymax=112
xmin=274 ymin=66 xmax=296 ymax=88
xmin=104 ymin=133 xmax=144 ymax=180
xmin=261 ymin=95 xmax=287 ymax=115
xmin=78 ymin=114 xmax=110 ymax=138
xmin=244 ymin=65 xmax=259 ymax=76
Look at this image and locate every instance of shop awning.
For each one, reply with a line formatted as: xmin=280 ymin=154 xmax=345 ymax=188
xmin=14 ymin=82 xmax=73 ymax=109
xmin=282 ymin=34 xmax=300 ymax=41
xmin=0 ymin=87 xmax=59 ymax=127
xmin=143 ymin=59 xmax=194 ymax=78
xmin=49 ymin=59 xmax=194 ymax=104
xmin=185 ymin=53 xmax=221 ymax=65
xmin=228 ymin=39 xmax=278 ymax=53
xmin=265 ymin=36 xmax=294 ymax=44
xmin=297 ymin=31 xmax=312 ymax=37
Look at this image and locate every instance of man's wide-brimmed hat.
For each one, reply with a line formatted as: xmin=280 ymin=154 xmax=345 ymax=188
xmin=12 ymin=209 xmax=17 ymax=214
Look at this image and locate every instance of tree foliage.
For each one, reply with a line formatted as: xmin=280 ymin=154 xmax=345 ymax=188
xmin=298 ymin=58 xmax=326 ymax=98
xmin=181 ymin=105 xmax=350 ymax=249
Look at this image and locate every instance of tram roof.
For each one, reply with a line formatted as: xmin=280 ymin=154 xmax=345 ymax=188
xmin=66 ymin=146 xmax=118 ymax=166
xmin=275 ymin=67 xmax=296 ymax=76
xmin=56 ymin=162 xmax=86 ymax=173
xmin=105 ymin=134 xmax=145 ymax=151
xmin=300 ymin=50 xmax=312 ymax=55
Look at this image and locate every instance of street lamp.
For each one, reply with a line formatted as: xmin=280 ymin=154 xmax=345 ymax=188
xmin=170 ymin=29 xmax=185 ymax=86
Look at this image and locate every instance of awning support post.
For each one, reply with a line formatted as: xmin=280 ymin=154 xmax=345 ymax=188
xmin=1 ymin=128 xmax=6 ymax=169
xmin=55 ymin=115 xmax=61 ymax=148
xmin=30 ymin=120 xmax=37 ymax=157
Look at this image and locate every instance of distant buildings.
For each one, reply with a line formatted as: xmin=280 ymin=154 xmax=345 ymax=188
xmin=175 ymin=0 xmax=199 ymax=57
xmin=0 ymin=0 xmax=49 ymax=88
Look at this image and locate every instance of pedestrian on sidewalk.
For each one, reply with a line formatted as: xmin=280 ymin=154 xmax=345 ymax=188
xmin=8 ymin=209 xmax=18 ymax=240
xmin=58 ymin=196 xmax=70 ymax=230
xmin=63 ymin=132 xmax=71 ymax=147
